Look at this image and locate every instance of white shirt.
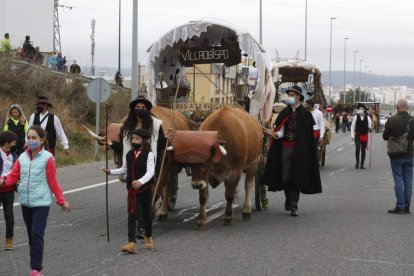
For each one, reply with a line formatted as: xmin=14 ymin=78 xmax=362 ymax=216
xmin=110 ymin=151 xmax=155 ymax=185
xmin=311 ymin=109 xmax=325 ymax=138
xmin=29 ymin=111 xmax=69 ymax=150
xmin=350 ymin=114 xmax=372 ymax=139
xmin=0 ymin=149 xmax=14 ymax=177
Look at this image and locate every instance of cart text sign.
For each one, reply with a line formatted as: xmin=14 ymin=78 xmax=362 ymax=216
xmin=159 ymin=102 xmax=225 ymax=111
xmin=178 ymin=46 xmax=241 ymax=67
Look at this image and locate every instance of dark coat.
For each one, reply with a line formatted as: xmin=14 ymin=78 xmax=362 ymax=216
xmin=264 ymin=105 xmax=322 ymax=194
xmin=383 ymin=111 xmax=414 ymax=159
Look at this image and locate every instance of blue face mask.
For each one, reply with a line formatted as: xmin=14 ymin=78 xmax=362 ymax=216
xmin=27 ymin=140 xmax=42 ymax=151
xmin=286 ymin=97 xmax=296 ymax=105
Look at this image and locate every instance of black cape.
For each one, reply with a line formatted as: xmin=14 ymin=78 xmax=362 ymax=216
xmin=264 ymin=105 xmax=322 ymax=194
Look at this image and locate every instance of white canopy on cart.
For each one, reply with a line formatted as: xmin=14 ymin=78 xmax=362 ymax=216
xmin=146 ymin=18 xmax=276 ymax=121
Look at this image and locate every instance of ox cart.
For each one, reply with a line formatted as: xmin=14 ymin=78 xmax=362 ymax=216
xmin=145 ymin=19 xmax=276 ymax=227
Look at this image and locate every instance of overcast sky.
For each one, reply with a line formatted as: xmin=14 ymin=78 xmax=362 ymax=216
xmin=57 ymin=0 xmax=414 ymax=76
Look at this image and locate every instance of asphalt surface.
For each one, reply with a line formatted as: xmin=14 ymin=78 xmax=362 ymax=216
xmin=1 ymin=131 xmax=414 ymax=275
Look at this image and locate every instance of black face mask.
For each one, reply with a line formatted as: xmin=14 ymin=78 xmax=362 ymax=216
xmin=131 ymin=143 xmax=142 ymax=150
xmin=134 ymin=109 xmax=147 ymax=118
xmin=10 ymin=145 xmax=17 ymax=153
xmin=36 ymin=106 xmax=44 ymax=113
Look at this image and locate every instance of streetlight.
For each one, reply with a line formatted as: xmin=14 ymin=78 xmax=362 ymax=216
xmin=343 ymin=37 xmax=349 ymax=104
xmin=259 ymin=0 xmax=263 ymax=44
xmin=131 ymin=0 xmax=138 ymax=100
xmin=359 ymin=59 xmax=364 ymax=102
xmin=304 ymin=0 xmax=308 ymax=60
xmin=118 ymin=0 xmax=121 ymax=73
xmin=328 ymin=17 xmax=336 ymax=105
xmin=353 ymin=50 xmax=358 ymax=105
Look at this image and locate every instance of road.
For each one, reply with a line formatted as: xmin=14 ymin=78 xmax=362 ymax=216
xmin=1 ymin=131 xmax=414 ymax=275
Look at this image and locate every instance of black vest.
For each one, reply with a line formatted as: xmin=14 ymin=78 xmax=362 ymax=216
xmin=33 ymin=113 xmax=57 ymax=150
xmin=125 ymin=150 xmax=155 ymax=192
xmin=355 ymin=115 xmax=368 ymax=134
xmin=7 ymin=119 xmax=26 ymax=153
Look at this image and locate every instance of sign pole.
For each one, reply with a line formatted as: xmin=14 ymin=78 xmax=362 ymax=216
xmin=94 ymin=80 xmax=101 ymax=158
xmin=105 ymin=102 xmax=110 ymax=242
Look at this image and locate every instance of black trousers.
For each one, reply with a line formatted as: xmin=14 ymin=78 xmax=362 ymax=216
xmin=128 ymin=188 xmax=152 ymax=242
xmin=281 ymin=147 xmax=300 ymax=210
xmin=355 ymin=136 xmax=367 ymax=166
xmin=0 ymin=191 xmax=15 ymax=238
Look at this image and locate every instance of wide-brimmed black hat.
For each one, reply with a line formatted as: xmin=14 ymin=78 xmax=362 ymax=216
xmin=36 ymin=96 xmax=53 ymax=108
xmin=129 ymin=96 xmax=152 ymax=111
xmin=357 ymin=103 xmax=367 ymax=110
xmin=286 ymin=85 xmax=304 ymax=101
xmin=129 ymin=128 xmax=151 ymax=139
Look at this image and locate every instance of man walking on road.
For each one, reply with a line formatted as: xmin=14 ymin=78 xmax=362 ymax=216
xmin=383 ymin=99 xmax=414 ymax=214
xmin=264 ymin=85 xmax=322 ymax=216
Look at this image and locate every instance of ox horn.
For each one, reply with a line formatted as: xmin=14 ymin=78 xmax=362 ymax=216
xmin=219 ymin=145 xmax=227 ymax=156
xmin=81 ymin=124 xmax=106 ymax=141
xmin=166 ymin=146 xmax=174 ymax=151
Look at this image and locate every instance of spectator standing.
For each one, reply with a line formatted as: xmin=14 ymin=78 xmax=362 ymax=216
xmin=0 ymin=131 xmax=18 ymax=250
xmin=56 ymin=52 xmax=66 ymax=71
xmin=0 ymin=125 xmax=71 ymax=276
xmin=4 ymin=104 xmax=29 ymax=156
xmin=383 ymin=99 xmax=414 ymax=214
xmin=115 ymin=71 xmax=124 ymax=87
xmin=0 ymin=33 xmax=11 ymax=54
xmin=304 ymin=99 xmax=325 ymax=146
xmin=29 ymin=96 xmax=69 ymax=156
xmin=69 ymin=61 xmax=81 ymax=74
xmin=22 ymin=35 xmax=35 ymax=59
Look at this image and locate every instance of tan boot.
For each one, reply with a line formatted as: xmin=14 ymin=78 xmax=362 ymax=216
xmin=144 ymin=236 xmax=153 ymax=250
xmin=5 ymin=238 xmax=13 ymax=250
xmin=121 ymin=242 xmax=136 ymax=254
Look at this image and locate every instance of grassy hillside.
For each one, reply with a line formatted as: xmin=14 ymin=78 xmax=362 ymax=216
xmin=0 ymin=57 xmax=131 ymax=166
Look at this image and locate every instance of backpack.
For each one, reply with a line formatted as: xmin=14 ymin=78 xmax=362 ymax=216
xmin=387 ymin=117 xmax=413 ymax=157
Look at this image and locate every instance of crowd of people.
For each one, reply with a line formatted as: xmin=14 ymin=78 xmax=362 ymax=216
xmin=0 ymin=33 xmax=80 ymax=74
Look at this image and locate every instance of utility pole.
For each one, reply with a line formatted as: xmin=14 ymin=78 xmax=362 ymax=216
xmin=131 ymin=0 xmax=138 ymax=100
xmin=118 ymin=0 xmax=122 ymax=74
xmin=353 ymin=50 xmax=358 ymax=105
xmin=90 ymin=19 xmax=96 ymax=76
xmin=343 ymin=37 xmax=349 ymax=104
xmin=259 ymin=0 xmax=262 ymax=45
xmin=304 ymin=0 xmax=308 ymax=60
xmin=53 ymin=0 xmax=62 ymax=52
xmin=328 ymin=17 xmax=336 ymax=105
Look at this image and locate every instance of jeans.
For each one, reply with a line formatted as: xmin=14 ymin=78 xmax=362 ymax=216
xmin=0 ymin=192 xmax=14 ymax=238
xmin=390 ymin=157 xmax=414 ymax=209
xmin=21 ymin=206 xmax=50 ymax=271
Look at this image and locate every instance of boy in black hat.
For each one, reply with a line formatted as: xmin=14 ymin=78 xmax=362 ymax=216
xmin=264 ymin=85 xmax=322 ymax=216
xmin=29 ymin=96 xmax=69 ymax=156
xmin=102 ymin=128 xmax=155 ymax=253
xmin=350 ymin=103 xmax=372 ymax=169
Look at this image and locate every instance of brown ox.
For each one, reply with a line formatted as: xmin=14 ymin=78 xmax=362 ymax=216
xmin=172 ymin=107 xmax=263 ymax=229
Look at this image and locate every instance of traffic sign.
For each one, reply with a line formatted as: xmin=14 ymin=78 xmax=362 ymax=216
xmin=87 ymin=78 xmax=111 ymax=103
xmin=327 ymin=105 xmax=333 ymax=112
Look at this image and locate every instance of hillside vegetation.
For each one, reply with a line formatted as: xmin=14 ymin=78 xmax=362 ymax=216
xmin=0 ymin=57 xmax=131 ymax=166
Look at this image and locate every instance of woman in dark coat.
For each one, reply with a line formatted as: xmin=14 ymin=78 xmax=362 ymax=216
xmin=264 ymin=86 xmax=322 ymax=216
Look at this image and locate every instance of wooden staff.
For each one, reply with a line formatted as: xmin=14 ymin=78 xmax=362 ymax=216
xmin=369 ymin=129 xmax=373 ymax=169
xmin=105 ymin=102 xmax=110 ymax=242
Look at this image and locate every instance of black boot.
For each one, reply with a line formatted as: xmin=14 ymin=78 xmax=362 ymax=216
xmin=355 ymin=163 xmax=359 ymax=169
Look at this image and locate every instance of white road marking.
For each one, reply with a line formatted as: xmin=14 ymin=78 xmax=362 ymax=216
xmin=340 ymin=257 xmax=414 ymax=267
xmin=337 ymin=148 xmax=344 ymax=151
xmin=183 ymin=201 xmax=225 ymax=223
xmin=329 ymin=167 xmax=348 ymax=177
xmin=205 ymin=204 xmax=240 ymax=224
xmin=0 ymin=179 xmax=119 ymax=209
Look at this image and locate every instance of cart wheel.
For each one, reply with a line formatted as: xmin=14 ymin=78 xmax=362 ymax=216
xmin=321 ymin=146 xmax=326 ymax=167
